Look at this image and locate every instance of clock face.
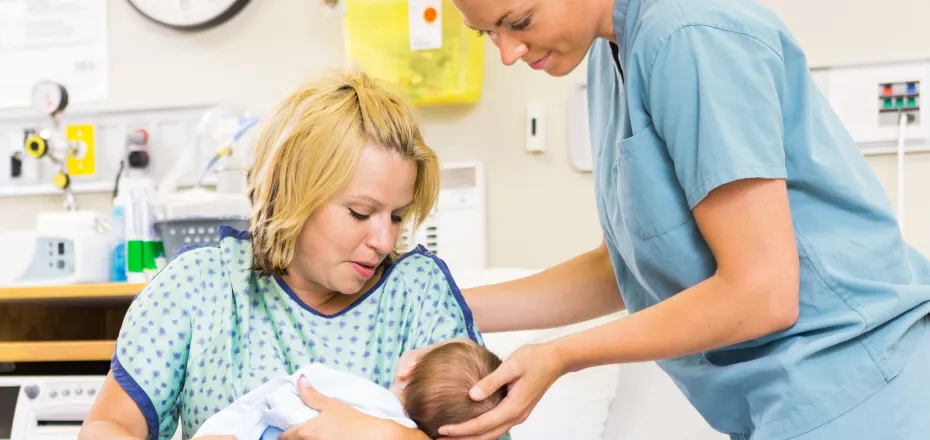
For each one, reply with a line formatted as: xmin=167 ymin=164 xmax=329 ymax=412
xmin=127 ymin=0 xmax=251 ymax=30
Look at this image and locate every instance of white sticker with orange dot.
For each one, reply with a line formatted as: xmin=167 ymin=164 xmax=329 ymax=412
xmin=409 ymin=0 xmax=442 ymax=51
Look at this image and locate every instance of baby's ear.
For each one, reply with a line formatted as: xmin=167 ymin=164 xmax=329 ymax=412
xmin=395 ymin=345 xmax=429 ymax=380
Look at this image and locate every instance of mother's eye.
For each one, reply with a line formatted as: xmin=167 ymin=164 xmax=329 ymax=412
xmin=349 ymin=209 xmax=369 ymax=221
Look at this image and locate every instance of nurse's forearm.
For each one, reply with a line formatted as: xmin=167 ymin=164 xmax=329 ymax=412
xmin=463 ymin=240 xmax=625 ymax=333
xmin=552 ymin=273 xmax=798 ymax=370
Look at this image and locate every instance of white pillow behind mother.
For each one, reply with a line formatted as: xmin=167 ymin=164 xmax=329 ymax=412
xmin=452 ymin=268 xmax=623 ymax=440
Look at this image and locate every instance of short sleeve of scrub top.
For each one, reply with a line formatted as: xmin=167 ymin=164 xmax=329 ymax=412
xmin=648 ymin=25 xmax=788 ymax=208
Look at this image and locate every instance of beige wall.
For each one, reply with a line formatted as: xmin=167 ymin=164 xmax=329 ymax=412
xmin=2 ymin=0 xmax=930 ymax=269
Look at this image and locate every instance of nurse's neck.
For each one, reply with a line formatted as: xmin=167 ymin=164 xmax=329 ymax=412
xmin=596 ymin=0 xmax=620 ymax=42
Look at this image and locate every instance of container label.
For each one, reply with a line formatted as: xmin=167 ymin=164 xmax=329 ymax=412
xmin=409 ymin=0 xmax=442 ymax=51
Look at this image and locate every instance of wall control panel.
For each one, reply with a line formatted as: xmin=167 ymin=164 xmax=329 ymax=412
xmin=811 ymin=59 xmax=930 ymax=154
xmin=879 ymin=80 xmax=920 ymax=126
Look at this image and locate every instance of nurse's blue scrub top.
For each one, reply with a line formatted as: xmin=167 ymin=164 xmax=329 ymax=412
xmin=587 ymin=0 xmax=930 ymax=439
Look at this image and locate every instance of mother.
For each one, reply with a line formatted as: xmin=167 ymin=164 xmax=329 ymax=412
xmin=422 ymin=0 xmax=930 ymax=439
xmin=79 ymin=71 xmax=489 ymax=440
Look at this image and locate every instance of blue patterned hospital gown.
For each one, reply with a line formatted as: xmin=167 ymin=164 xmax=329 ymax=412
xmin=111 ymin=226 xmax=492 ymax=440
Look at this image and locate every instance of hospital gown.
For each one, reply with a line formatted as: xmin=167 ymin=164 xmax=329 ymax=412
xmin=111 ymin=225 xmax=489 ymax=440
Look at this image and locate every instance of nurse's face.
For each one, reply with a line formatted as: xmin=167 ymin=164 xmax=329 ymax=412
xmin=452 ymin=0 xmax=603 ymax=76
xmin=289 ymin=143 xmax=416 ymax=296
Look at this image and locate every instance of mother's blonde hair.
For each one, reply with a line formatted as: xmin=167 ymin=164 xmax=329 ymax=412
xmin=246 ymin=70 xmax=439 ymax=277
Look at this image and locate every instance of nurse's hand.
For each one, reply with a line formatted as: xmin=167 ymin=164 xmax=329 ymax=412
xmin=438 ymin=342 xmax=566 ymax=440
xmin=281 ymin=375 xmax=428 ymax=440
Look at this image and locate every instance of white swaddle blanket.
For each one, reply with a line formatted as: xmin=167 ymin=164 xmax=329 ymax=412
xmin=194 ymin=363 xmax=417 ymax=439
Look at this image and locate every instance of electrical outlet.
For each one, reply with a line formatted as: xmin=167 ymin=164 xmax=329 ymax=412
xmin=65 ymin=124 xmax=96 ymax=176
xmin=2 ymin=130 xmax=39 ymax=185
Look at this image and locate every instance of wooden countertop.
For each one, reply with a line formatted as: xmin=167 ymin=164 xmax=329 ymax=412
xmin=0 ymin=282 xmax=145 ymax=304
xmin=0 ymin=340 xmax=116 ymax=362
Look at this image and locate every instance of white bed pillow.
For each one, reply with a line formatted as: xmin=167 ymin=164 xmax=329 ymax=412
xmin=481 ymin=314 xmax=625 ymax=440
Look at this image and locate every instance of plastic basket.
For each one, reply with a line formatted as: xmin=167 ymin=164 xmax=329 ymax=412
xmin=155 ymin=217 xmax=249 ymax=260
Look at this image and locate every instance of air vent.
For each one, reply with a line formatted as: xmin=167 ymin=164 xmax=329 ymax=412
xmin=393 ymin=162 xmax=486 ymax=270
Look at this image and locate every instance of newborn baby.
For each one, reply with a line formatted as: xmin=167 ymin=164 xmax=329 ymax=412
xmin=194 ymin=339 xmax=509 ymax=439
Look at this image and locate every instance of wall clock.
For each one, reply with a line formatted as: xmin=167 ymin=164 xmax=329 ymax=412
xmin=127 ymin=0 xmax=251 ymax=31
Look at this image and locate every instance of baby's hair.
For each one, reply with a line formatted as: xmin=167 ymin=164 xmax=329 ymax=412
xmin=403 ymin=340 xmax=507 ymax=438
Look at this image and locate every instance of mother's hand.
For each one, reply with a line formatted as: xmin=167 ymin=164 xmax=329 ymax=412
xmin=280 ymin=375 xmax=417 ymax=440
xmin=437 ymin=342 xmax=566 ymax=440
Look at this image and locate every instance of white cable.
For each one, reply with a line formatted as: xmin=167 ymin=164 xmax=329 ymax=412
xmin=897 ymin=112 xmax=908 ymax=234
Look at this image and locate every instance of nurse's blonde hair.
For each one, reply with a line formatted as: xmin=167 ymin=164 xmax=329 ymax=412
xmin=246 ymin=70 xmax=440 ymax=277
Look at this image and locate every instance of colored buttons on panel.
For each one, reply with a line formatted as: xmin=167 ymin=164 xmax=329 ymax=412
xmin=879 ymin=81 xmax=920 ymax=112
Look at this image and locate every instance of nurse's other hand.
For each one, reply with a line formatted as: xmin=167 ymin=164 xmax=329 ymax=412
xmin=280 ymin=375 xmax=398 ymax=440
xmin=438 ymin=342 xmax=565 ymax=440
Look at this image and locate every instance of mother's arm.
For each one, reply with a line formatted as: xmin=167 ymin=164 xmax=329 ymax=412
xmin=463 ymin=238 xmax=624 ymax=333
xmin=79 ymin=373 xmax=148 ymax=439
xmin=80 ymin=250 xmax=202 ymax=440
xmin=281 ymin=377 xmax=429 ymax=440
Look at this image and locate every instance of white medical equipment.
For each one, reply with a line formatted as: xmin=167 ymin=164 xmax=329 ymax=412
xmin=397 ymin=162 xmax=487 ymax=271
xmin=19 ymin=82 xmax=84 ymax=210
xmin=810 ymin=60 xmax=930 ymax=234
xmin=0 ymin=375 xmax=181 ymax=440
xmin=0 ymin=375 xmax=103 ymax=440
xmin=154 ymin=105 xmax=258 ymax=220
xmin=895 ymin=111 xmax=913 ymax=232
xmin=0 ymin=211 xmax=110 ymax=287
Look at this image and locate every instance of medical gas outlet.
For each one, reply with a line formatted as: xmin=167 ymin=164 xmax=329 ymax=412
xmin=879 ymin=81 xmax=920 ymax=126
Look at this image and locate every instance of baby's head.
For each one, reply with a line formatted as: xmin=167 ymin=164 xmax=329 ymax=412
xmin=400 ymin=340 xmax=507 ymax=438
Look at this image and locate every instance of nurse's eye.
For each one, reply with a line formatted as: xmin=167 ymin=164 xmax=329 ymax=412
xmin=349 ymin=209 xmax=370 ymax=221
xmin=391 ymin=215 xmax=403 ymax=224
xmin=511 ymin=15 xmax=532 ymax=31
xmin=475 ymin=29 xmax=491 ymax=37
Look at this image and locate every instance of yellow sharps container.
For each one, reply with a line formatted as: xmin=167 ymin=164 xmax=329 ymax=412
xmin=343 ymin=0 xmax=485 ymax=106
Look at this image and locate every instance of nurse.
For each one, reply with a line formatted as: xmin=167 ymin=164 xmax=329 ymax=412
xmin=427 ymin=0 xmax=930 ymax=439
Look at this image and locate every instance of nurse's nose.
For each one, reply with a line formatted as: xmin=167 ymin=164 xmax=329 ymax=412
xmin=496 ymin=33 xmax=528 ymax=66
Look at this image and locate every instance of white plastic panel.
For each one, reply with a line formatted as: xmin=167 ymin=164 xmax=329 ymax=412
xmin=812 ymin=60 xmax=930 ymax=153
xmin=568 ymin=84 xmax=593 ymax=172
xmin=0 ymin=104 xmax=216 ymax=198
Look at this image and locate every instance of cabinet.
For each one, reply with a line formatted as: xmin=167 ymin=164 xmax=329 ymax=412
xmin=0 ymin=283 xmax=144 ymax=364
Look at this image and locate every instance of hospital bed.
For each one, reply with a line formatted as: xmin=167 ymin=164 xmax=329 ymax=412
xmin=457 ymin=268 xmax=728 ymax=440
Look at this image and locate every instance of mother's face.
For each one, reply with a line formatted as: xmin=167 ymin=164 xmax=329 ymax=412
xmin=290 ymin=143 xmax=416 ymax=296
xmin=452 ymin=0 xmax=598 ymax=77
